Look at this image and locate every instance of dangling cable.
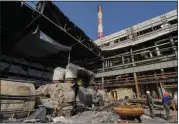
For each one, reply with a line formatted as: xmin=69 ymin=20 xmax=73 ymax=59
xmin=68 ymin=51 xmax=71 ymax=64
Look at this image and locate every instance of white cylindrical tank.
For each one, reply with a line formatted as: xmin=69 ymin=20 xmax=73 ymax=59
xmin=52 ymin=67 xmax=66 ymax=81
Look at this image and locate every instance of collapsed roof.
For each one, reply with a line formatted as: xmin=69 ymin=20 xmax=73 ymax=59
xmin=1 ymin=1 xmax=102 ymax=68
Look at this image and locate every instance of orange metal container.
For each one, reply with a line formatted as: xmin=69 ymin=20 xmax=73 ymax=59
xmin=113 ymin=105 xmax=144 ymax=117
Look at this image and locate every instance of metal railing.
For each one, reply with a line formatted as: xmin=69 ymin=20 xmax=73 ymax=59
xmin=96 ymin=53 xmax=177 ymax=73
xmin=94 ymin=72 xmax=177 ymax=86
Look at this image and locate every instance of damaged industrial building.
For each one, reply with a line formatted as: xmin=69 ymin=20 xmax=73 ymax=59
xmin=0 ymin=1 xmax=178 ymax=123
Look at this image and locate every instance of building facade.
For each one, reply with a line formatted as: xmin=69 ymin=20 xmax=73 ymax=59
xmin=93 ymin=9 xmax=178 ymax=98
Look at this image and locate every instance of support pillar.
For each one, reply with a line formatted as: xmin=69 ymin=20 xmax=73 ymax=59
xmin=122 ymin=56 xmax=124 ymax=64
xmin=155 ymin=43 xmax=164 ymax=73
xmin=110 ymin=61 xmax=112 ymax=66
xmin=157 ymin=83 xmax=162 ymax=99
xmin=159 ymin=82 xmax=165 ymax=94
xmin=102 ymin=56 xmax=104 ymax=90
xmin=128 ymin=57 xmax=130 ymax=63
xmin=105 ymin=60 xmax=107 ymax=67
xmin=106 ymin=60 xmax=108 ymax=67
xmin=170 ymin=38 xmax=178 ymax=58
xmin=149 ymin=52 xmax=153 ymax=58
xmin=130 ymin=47 xmax=140 ymax=98
xmin=155 ymin=43 xmax=161 ymax=56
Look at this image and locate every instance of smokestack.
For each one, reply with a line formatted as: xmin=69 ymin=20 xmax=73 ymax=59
xmin=98 ymin=6 xmax=103 ymax=39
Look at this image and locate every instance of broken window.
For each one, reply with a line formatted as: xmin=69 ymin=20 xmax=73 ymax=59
xmin=114 ymin=39 xmax=119 ymax=44
xmin=137 ymin=32 xmax=140 ymax=36
xmin=104 ymin=42 xmax=110 ymax=46
xmin=153 ymin=25 xmax=162 ymax=30
xmin=120 ymin=36 xmax=128 ymax=41
xmin=168 ymin=19 xmax=178 ymax=25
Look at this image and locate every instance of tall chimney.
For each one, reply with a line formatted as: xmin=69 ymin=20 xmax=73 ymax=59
xmin=98 ymin=6 xmax=103 ymax=39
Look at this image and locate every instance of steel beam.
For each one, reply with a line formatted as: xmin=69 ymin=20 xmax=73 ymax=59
xmin=130 ymin=47 xmax=140 ymax=98
xmin=95 ymin=78 xmax=177 ymax=88
xmin=23 ymin=2 xmax=102 ymax=59
xmin=95 ymin=60 xmax=178 ymax=77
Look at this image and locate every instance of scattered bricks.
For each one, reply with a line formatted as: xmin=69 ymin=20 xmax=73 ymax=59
xmin=171 ymin=111 xmax=178 ymax=121
xmin=120 ymin=120 xmax=128 ymax=123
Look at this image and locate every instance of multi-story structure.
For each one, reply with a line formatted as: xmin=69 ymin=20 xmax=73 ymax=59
xmin=1 ymin=1 xmax=101 ymax=86
xmin=93 ymin=9 xmax=178 ymax=98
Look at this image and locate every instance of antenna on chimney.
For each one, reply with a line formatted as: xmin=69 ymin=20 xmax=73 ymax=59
xmin=98 ymin=6 xmax=103 ymax=39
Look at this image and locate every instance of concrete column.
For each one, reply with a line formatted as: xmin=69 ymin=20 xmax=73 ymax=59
xmin=155 ymin=46 xmax=161 ymax=56
xmin=130 ymin=47 xmax=140 ymax=98
xmin=107 ymin=60 xmax=109 ymax=67
xmin=149 ymin=52 xmax=153 ymax=58
xmin=109 ymin=61 xmax=111 ymax=67
xmin=110 ymin=61 xmax=112 ymax=66
xmin=105 ymin=60 xmax=108 ymax=67
xmin=128 ymin=57 xmax=130 ymax=63
xmin=105 ymin=60 xmax=107 ymax=67
xmin=155 ymin=43 xmax=164 ymax=72
xmin=170 ymin=38 xmax=178 ymax=58
xmin=122 ymin=56 xmax=124 ymax=64
xmin=157 ymin=84 xmax=162 ymax=99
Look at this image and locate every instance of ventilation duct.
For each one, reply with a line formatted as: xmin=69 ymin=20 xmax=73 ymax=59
xmin=65 ymin=64 xmax=94 ymax=87
xmin=14 ymin=29 xmax=71 ymax=58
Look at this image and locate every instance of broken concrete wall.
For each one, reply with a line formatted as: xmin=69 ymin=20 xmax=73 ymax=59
xmin=102 ymin=92 xmax=114 ymax=104
xmin=36 ymin=83 xmax=75 ymax=103
xmin=112 ymin=88 xmax=135 ymax=99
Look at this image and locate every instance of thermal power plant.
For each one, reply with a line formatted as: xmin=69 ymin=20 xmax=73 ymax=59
xmin=1 ymin=1 xmax=178 ymax=123
xmin=94 ymin=9 xmax=178 ymax=99
xmin=98 ymin=6 xmax=103 ymax=39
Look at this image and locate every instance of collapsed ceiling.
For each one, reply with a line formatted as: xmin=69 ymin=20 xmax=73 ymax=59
xmin=1 ymin=1 xmax=102 ymax=68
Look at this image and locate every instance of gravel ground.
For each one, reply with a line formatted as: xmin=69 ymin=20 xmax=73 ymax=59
xmin=143 ymin=109 xmax=178 ymax=123
xmin=2 ymin=107 xmax=177 ymax=123
xmin=141 ymin=115 xmax=169 ymax=123
xmin=67 ymin=111 xmax=119 ymax=123
xmin=63 ymin=108 xmax=177 ymax=123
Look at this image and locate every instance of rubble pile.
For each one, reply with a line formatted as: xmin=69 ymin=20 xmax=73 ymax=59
xmin=67 ymin=111 xmax=119 ymax=123
xmin=141 ymin=115 xmax=169 ymax=123
xmin=36 ymin=83 xmax=76 ymax=117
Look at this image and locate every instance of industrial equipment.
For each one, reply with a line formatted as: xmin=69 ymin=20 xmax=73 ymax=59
xmin=0 ymin=79 xmax=36 ymax=119
xmin=36 ymin=64 xmax=105 ymax=116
